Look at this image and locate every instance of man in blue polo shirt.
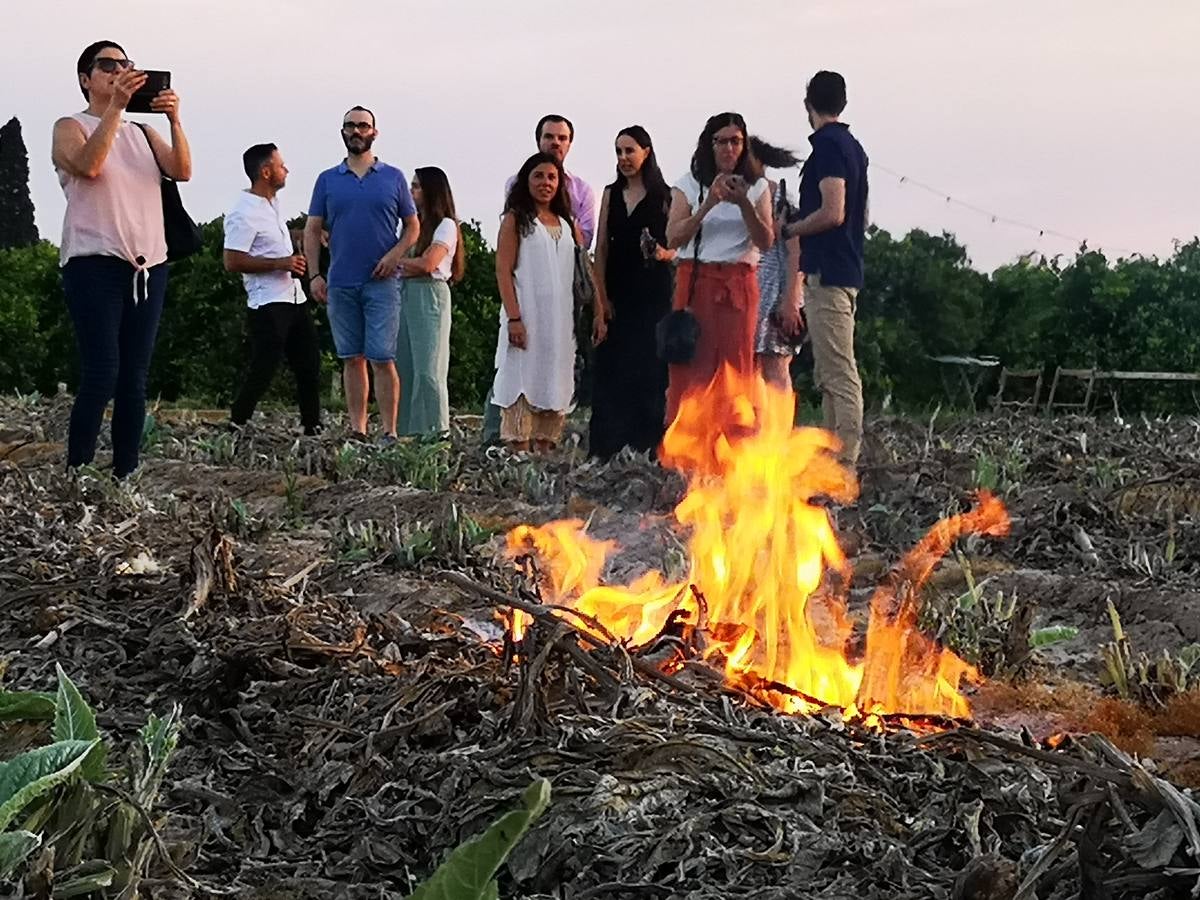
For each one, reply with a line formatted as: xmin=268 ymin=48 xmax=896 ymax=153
xmin=304 ymin=105 xmax=419 ymax=443
xmin=784 ymin=71 xmax=869 ymax=466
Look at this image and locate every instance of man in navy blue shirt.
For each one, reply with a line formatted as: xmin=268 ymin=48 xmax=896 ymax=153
xmin=304 ymin=106 xmax=418 ymax=443
xmin=784 ymin=71 xmax=869 ymax=466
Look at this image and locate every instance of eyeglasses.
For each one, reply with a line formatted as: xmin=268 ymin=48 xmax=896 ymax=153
xmin=341 ymin=122 xmax=374 ymax=134
xmin=92 ymin=58 xmax=135 ymax=74
xmin=712 ymin=136 xmax=744 ymax=149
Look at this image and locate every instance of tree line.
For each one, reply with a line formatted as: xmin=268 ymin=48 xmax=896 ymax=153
xmin=4 ymin=220 xmax=1198 ymax=413
xmin=2 ymin=117 xmax=1198 ymax=413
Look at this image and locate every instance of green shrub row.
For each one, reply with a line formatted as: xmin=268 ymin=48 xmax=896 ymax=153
xmin=2 ymin=222 xmax=1198 ymax=412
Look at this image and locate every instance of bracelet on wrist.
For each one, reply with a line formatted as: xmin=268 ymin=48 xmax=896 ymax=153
xmin=508 ymin=315 xmax=522 ymax=323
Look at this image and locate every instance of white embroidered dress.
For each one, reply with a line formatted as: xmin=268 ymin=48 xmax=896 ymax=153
xmin=492 ymin=217 xmax=577 ymax=412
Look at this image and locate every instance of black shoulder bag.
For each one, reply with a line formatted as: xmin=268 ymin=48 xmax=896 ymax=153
xmin=655 ymin=183 xmax=703 ymax=364
xmin=136 ymin=124 xmax=203 ymax=262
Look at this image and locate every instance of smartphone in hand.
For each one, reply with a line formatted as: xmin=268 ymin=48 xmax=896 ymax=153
xmin=126 ymin=70 xmax=171 ymax=114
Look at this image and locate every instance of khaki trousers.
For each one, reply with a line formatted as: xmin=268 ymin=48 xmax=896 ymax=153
xmin=805 ymin=274 xmax=863 ymax=464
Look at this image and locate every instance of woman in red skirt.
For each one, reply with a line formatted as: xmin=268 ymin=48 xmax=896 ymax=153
xmin=664 ymin=112 xmax=775 ymax=427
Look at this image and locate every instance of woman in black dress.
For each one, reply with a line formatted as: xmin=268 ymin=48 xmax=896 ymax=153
xmin=589 ymin=126 xmax=676 ymax=459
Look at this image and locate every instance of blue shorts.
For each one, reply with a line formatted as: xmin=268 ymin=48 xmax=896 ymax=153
xmin=327 ymin=278 xmax=402 ymax=362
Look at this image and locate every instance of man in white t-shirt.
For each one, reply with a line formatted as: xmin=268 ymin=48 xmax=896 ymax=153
xmin=224 ymin=143 xmax=322 ymax=434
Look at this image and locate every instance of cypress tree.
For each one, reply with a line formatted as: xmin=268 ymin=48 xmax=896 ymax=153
xmin=0 ymin=116 xmax=39 ymax=248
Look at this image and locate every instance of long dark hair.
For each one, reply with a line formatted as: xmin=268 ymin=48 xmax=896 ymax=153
xmin=689 ymin=112 xmax=755 ymax=188
xmin=610 ymin=125 xmax=669 ymax=204
xmin=504 ymin=152 xmax=575 ymax=238
xmin=748 ymin=137 xmax=801 ymax=177
xmin=413 ymin=166 xmax=465 ymax=283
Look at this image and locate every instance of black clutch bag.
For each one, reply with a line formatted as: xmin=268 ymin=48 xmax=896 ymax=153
xmin=656 ymin=180 xmax=706 ymax=364
xmin=656 ymin=308 xmax=701 ymax=364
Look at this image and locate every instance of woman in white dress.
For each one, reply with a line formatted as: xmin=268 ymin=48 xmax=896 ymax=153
xmin=493 ymin=152 xmax=596 ymax=452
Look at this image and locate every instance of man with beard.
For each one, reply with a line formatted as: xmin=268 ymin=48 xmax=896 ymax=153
xmin=225 ymin=143 xmax=321 ymax=434
xmin=504 ymin=115 xmax=596 ymax=246
xmin=305 ymin=106 xmax=418 ymax=443
xmin=484 ymin=114 xmax=597 ymax=443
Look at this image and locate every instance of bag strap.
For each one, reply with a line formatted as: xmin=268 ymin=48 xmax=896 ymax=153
xmin=134 ymin=123 xmax=167 ymax=180
xmin=684 ymin=182 xmax=704 ymax=309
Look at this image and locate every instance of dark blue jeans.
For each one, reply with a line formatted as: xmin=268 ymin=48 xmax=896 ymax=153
xmin=63 ymin=256 xmax=167 ymax=477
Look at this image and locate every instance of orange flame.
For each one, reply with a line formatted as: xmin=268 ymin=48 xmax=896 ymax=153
xmin=503 ymin=365 xmax=1010 ymax=719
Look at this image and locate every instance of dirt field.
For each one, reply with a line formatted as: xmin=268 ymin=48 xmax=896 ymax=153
xmin=1 ymin=394 xmax=1198 ymax=898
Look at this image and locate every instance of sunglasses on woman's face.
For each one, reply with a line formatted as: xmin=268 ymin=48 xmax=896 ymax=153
xmin=92 ymin=58 xmax=135 ymax=74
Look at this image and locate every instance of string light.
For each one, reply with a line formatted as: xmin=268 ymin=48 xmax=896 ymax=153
xmin=871 ymin=161 xmax=1138 ymax=258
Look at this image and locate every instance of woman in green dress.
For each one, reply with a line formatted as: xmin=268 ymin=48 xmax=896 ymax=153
xmin=396 ymin=167 xmax=465 ymax=435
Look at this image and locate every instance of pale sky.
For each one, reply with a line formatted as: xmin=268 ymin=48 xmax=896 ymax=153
xmin=6 ymin=0 xmax=1198 ymax=271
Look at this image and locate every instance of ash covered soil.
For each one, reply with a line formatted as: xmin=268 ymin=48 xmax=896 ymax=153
xmin=1 ymin=395 xmax=1199 ymax=899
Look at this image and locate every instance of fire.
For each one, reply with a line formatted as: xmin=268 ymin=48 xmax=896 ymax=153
xmin=503 ymin=365 xmax=1010 ymax=720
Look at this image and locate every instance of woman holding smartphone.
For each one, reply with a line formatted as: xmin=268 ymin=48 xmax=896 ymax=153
xmin=665 ymin=112 xmax=773 ymax=426
xmin=51 ymin=40 xmax=191 ymax=478
xmin=588 ymin=125 xmax=676 ymax=459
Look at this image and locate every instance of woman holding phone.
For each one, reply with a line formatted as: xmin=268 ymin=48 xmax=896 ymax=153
xmin=664 ymin=112 xmax=773 ymax=426
xmin=51 ymin=40 xmax=191 ymax=478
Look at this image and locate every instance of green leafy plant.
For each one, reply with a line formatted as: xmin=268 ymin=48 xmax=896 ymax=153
xmin=0 ymin=690 xmax=56 ymax=723
xmin=192 ymin=430 xmax=237 ymax=466
xmin=372 ymin=437 xmax=454 ymax=490
xmin=139 ymin=411 xmax=165 ymax=454
xmin=437 ymin=503 xmax=496 ymax=565
xmin=338 ymin=518 xmax=389 ymax=563
xmin=282 ymin=459 xmax=305 ymax=526
xmin=393 ymin=520 xmax=436 ymax=569
xmin=919 ymin=553 xmax=1076 ymax=677
xmin=0 ymin=664 xmax=186 ymax=892
xmin=1101 ymin=600 xmax=1200 ymax=706
xmin=1088 ymin=456 xmax=1133 ymax=491
xmin=337 ymin=505 xmax=492 ymax=570
xmin=332 ymin=442 xmax=364 ymax=483
xmin=407 ymin=778 xmax=551 ymax=900
xmin=971 ymin=440 xmax=1028 ymax=496
xmin=223 ymin=497 xmax=264 ymax=538
xmin=1031 ymin=625 xmax=1081 ymax=647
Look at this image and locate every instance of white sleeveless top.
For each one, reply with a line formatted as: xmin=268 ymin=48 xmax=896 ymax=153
xmin=492 ymin=216 xmax=577 ymax=412
xmin=674 ymin=172 xmax=769 ymax=266
xmin=57 ymin=113 xmax=167 ymax=269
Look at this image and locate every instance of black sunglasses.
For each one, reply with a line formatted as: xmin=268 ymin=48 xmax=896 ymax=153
xmin=341 ymin=122 xmax=374 ymax=134
xmin=92 ymin=58 xmax=135 ymax=74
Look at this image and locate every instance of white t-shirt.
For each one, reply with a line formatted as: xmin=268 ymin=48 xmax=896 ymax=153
xmin=429 ymin=218 xmax=458 ymax=282
xmin=223 ymin=191 xmax=304 ymax=309
xmin=673 ymin=172 xmax=769 ymax=266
